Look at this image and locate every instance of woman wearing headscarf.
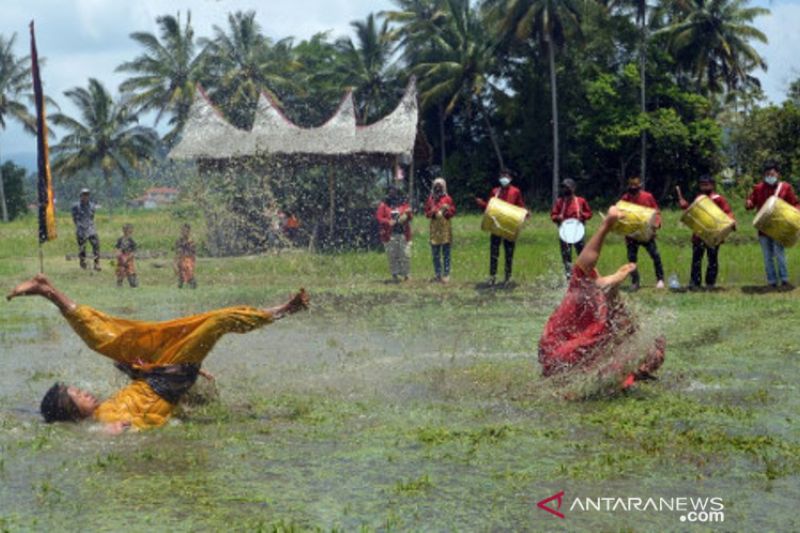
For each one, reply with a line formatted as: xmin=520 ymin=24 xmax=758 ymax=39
xmin=424 ymin=178 xmax=456 ymax=283
xmin=376 ymin=186 xmax=413 ymax=281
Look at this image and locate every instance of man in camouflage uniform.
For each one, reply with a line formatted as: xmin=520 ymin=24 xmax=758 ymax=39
xmin=71 ymin=188 xmax=101 ymax=271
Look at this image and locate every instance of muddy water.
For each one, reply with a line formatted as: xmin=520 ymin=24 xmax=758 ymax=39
xmin=1 ymin=293 xmax=799 ymax=531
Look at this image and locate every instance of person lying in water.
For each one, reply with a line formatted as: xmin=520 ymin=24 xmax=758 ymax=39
xmin=538 ymin=206 xmax=665 ymax=392
xmin=6 ymin=274 xmax=309 ymax=433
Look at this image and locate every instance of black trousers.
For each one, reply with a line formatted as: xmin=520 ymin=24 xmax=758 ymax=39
xmin=691 ymin=240 xmax=720 ymax=287
xmin=77 ymin=234 xmax=100 ymax=268
xmin=560 ymin=239 xmax=585 ymax=277
xmin=490 ymin=235 xmax=515 ymax=279
xmin=626 ymin=238 xmax=664 ymax=285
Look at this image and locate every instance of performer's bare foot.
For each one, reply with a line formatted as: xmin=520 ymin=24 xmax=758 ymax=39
xmin=268 ymin=288 xmax=310 ymax=319
xmin=7 ymin=274 xmax=76 ymax=313
xmin=6 ymin=274 xmax=52 ymax=301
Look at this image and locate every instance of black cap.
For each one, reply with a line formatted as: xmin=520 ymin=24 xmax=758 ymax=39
xmin=762 ymin=160 xmax=780 ymax=173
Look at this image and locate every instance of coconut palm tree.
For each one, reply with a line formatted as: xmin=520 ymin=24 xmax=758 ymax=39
xmin=489 ymin=0 xmax=589 ymax=202
xmin=383 ymin=0 xmax=451 ymax=170
xmin=333 ymin=14 xmax=399 ymax=125
xmin=51 ymin=78 xmax=158 ymax=209
xmin=200 ymin=11 xmax=295 ymax=130
xmin=607 ymin=0 xmax=650 ymax=183
xmin=0 ymin=33 xmax=35 ymax=222
xmin=413 ymin=0 xmax=506 ymax=170
xmin=656 ymin=0 xmax=768 ymax=95
xmin=116 ymin=11 xmax=205 ymax=147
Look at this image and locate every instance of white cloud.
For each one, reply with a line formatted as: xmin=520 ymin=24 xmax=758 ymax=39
xmin=751 ymin=1 xmax=800 ymax=103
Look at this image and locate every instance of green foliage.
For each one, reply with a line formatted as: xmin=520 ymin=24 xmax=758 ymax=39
xmin=0 ymin=161 xmax=28 ymax=220
xmin=731 ymin=102 xmax=800 ymax=180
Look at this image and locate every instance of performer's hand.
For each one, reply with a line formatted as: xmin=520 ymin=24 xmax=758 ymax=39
xmin=104 ymin=420 xmax=131 ymax=435
xmin=745 ymin=199 xmax=754 ymax=210
xmin=199 ymin=368 xmax=216 ymax=381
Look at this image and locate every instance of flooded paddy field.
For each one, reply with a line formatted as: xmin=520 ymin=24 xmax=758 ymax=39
xmin=1 ymin=212 xmax=800 ymax=531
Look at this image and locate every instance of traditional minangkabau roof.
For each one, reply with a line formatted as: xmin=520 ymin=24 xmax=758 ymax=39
xmin=168 ymin=79 xmax=418 ymax=160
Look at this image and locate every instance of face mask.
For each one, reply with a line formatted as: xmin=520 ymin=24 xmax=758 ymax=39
xmin=499 ymin=177 xmax=511 ymax=187
xmin=765 ymin=175 xmax=778 ymax=186
xmin=560 ymin=188 xmax=572 ymax=197
xmin=628 ymin=187 xmax=640 ymax=194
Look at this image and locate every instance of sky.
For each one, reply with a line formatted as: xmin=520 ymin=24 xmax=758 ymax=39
xmin=0 ymin=0 xmax=798 ymax=165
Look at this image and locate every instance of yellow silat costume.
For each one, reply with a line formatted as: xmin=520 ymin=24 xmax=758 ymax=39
xmin=63 ymin=305 xmax=273 ymax=429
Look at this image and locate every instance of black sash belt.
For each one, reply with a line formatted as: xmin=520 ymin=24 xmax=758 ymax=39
xmin=114 ymin=362 xmax=200 ymax=404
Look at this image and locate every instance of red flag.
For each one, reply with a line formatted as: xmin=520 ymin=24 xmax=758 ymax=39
xmin=30 ymin=21 xmax=56 ymax=243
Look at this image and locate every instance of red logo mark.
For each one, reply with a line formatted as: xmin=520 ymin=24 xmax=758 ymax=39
xmin=537 ymin=490 xmax=566 ymax=519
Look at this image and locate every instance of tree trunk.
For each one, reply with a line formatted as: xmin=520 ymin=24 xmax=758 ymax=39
xmin=438 ymin=104 xmax=447 ymax=175
xmin=547 ymin=33 xmax=560 ymax=204
xmin=480 ymin=104 xmax=505 ymax=171
xmin=0 ymin=145 xmax=8 ymax=222
xmin=639 ymin=19 xmax=647 ymax=187
xmin=104 ymin=168 xmax=113 ymax=216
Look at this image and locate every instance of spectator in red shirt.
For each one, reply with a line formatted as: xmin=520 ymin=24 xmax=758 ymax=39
xmin=475 ymin=169 xmax=527 ymax=287
xmin=551 ymin=178 xmax=592 ymax=279
xmin=424 ymin=178 xmax=456 ymax=283
xmin=620 ymin=176 xmax=664 ymax=290
xmin=538 ymin=205 xmax=665 ymax=393
xmin=376 ymin=186 xmax=413 ymax=282
xmin=677 ymin=175 xmax=735 ymax=289
xmin=745 ymin=160 xmax=799 ymax=288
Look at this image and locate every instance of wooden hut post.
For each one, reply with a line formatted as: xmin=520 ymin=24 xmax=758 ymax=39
xmin=328 ymin=169 xmax=335 ymax=241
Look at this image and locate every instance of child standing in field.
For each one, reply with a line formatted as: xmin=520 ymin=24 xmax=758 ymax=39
xmin=115 ymin=224 xmax=138 ymax=288
xmin=424 ymin=177 xmax=456 ymax=283
xmin=175 ymin=224 xmax=197 ymax=289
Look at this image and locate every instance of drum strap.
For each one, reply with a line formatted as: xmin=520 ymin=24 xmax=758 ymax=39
xmin=559 ymin=197 xmax=580 ymax=220
xmin=774 ymin=182 xmax=784 ymax=198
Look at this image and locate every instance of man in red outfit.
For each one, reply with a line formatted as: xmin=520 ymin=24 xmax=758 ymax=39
xmin=620 ymin=176 xmax=664 ymax=290
xmin=376 ymin=186 xmax=413 ymax=281
xmin=677 ymin=175 xmax=735 ymax=289
xmin=475 ymin=169 xmax=526 ymax=286
xmin=551 ymin=178 xmax=592 ymax=279
xmin=538 ymin=206 xmax=665 ymax=391
xmin=745 ymin=160 xmax=799 ymax=288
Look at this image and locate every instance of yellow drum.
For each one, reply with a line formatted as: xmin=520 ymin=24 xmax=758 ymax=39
xmin=680 ymin=195 xmax=735 ymax=247
xmin=481 ymin=197 xmax=528 ymax=241
xmin=753 ymin=196 xmax=800 ymax=247
xmin=611 ymin=200 xmax=658 ymax=242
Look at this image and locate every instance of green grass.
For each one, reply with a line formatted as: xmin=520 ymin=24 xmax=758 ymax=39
xmin=1 ymin=204 xmax=800 ymax=531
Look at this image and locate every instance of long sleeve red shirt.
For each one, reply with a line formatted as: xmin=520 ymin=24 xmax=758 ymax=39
xmin=620 ymin=190 xmax=662 ymax=228
xmin=376 ymin=202 xmax=412 ymax=243
xmin=550 ymin=196 xmax=593 ymax=223
xmin=476 ymin=185 xmax=525 ymax=211
xmin=424 ymin=194 xmax=456 ymax=219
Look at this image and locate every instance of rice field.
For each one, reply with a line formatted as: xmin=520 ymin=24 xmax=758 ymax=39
xmin=1 ymin=205 xmax=799 ymax=531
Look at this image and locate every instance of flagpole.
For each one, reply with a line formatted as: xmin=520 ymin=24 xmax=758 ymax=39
xmin=39 ymin=242 xmax=44 ymax=274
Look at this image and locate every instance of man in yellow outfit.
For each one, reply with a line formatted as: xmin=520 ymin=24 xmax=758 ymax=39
xmin=7 ymin=274 xmax=309 ymax=433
